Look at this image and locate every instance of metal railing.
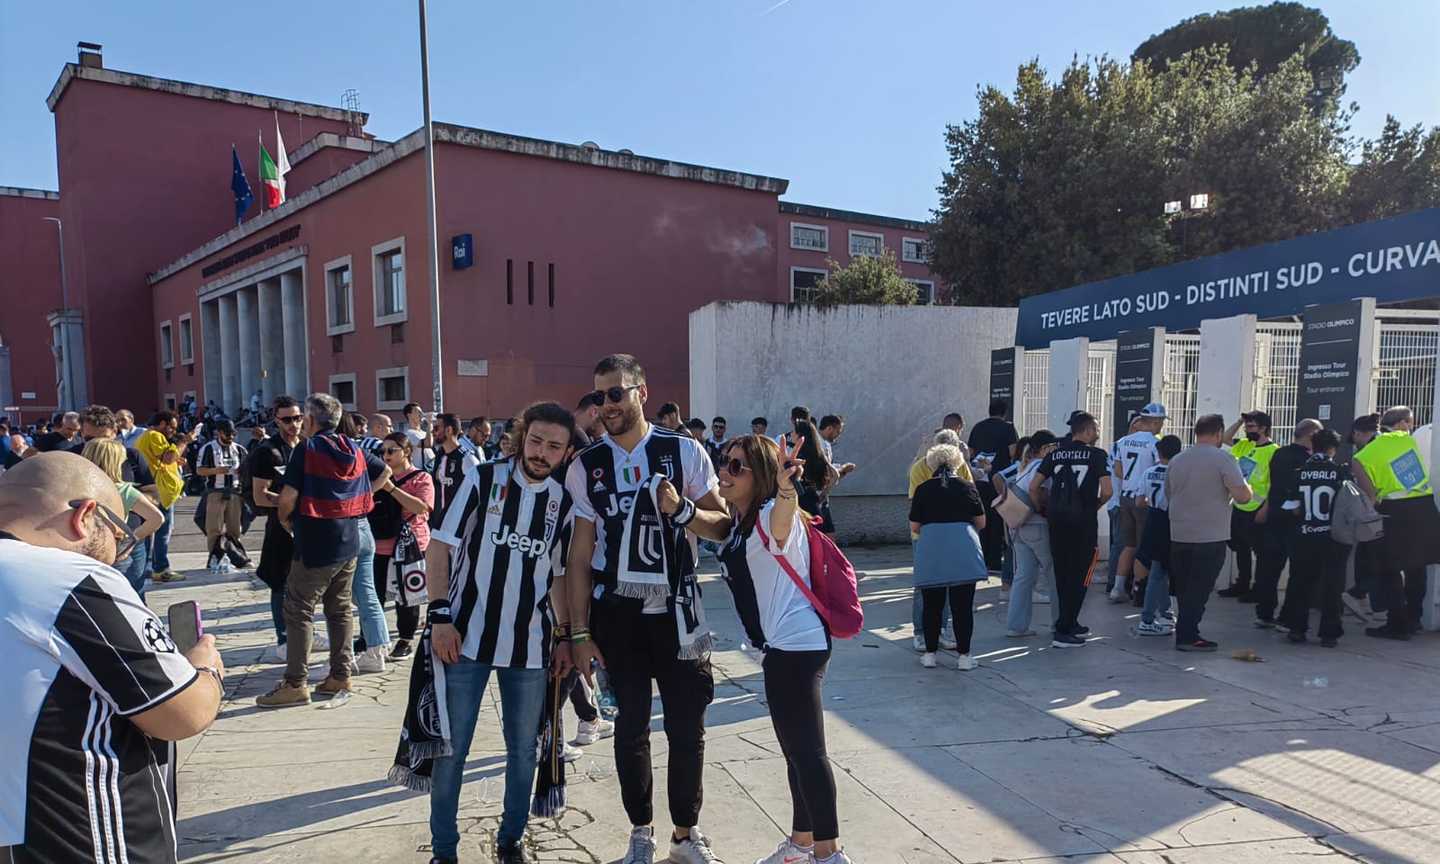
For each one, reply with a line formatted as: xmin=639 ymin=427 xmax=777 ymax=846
xmin=1021 ymin=349 xmax=1050 ymax=437
xmin=1087 ymin=342 xmax=1116 ymax=448
xmin=1254 ymin=322 xmax=1302 ymax=444
xmin=1163 ymin=333 xmax=1201 ymax=445
xmin=1375 ymin=323 xmax=1438 ymax=427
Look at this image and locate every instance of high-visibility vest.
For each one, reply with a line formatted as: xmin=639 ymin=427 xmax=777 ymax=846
xmin=1229 ymin=439 xmax=1276 ymax=512
xmin=1354 ymin=431 xmax=1432 ymax=501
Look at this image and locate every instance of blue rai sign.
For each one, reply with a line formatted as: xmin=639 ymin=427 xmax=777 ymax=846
xmin=451 ymin=233 xmax=474 ymax=270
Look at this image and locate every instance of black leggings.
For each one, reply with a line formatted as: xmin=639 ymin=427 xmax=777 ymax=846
xmin=373 ymin=553 xmax=421 ymax=641
xmin=763 ymin=647 xmax=838 ymax=841
xmin=922 ymin=583 xmax=976 ymax=653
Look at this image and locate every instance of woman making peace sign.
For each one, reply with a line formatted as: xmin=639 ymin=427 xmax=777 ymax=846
xmin=658 ymin=434 xmax=855 ymax=864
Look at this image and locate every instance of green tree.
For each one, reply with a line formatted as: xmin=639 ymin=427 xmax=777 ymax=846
xmin=1133 ymin=2 xmax=1360 ymax=109
xmin=810 ymin=250 xmax=918 ymax=307
xmin=1345 ymin=116 xmax=1440 ymax=223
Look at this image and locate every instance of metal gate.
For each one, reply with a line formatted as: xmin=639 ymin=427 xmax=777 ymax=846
xmin=1021 ymin=349 xmax=1049 ymax=437
xmin=1087 ymin=342 xmax=1116 ymax=448
xmin=1375 ymin=323 xmax=1439 ymax=426
xmin=1163 ymin=333 xmax=1201 ymax=445
xmin=1254 ymin=323 xmax=1302 ymax=444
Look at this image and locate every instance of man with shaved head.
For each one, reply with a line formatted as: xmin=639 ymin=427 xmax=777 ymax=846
xmin=0 ymin=452 xmax=224 ymax=862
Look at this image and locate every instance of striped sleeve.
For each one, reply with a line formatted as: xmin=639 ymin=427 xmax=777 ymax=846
xmin=433 ymin=461 xmax=485 ymax=547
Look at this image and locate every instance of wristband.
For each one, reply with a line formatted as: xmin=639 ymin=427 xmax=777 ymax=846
xmin=428 ymin=608 xmax=453 ymax=625
xmin=429 ymin=598 xmax=452 ymax=611
xmin=571 ymin=632 xmax=592 ymax=645
xmin=672 ymin=496 xmax=697 ymax=526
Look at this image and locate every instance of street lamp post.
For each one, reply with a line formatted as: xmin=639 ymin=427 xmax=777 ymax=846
xmin=41 ymin=216 xmax=74 ymax=411
xmin=418 ymin=0 xmax=444 ymax=413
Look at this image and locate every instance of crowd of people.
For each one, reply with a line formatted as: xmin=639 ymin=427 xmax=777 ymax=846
xmin=1 ymin=363 xmax=1436 ymax=864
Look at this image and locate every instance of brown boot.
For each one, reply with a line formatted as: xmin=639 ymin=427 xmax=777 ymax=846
xmin=315 ymin=675 xmax=351 ymax=696
xmin=256 ymin=680 xmax=311 ymax=708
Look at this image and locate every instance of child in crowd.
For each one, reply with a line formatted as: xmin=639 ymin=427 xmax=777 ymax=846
xmin=1134 ymin=435 xmax=1183 ymax=636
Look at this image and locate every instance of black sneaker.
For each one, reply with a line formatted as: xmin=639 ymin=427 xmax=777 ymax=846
xmin=1365 ymin=625 xmax=1411 ymax=641
xmin=1072 ymin=625 xmax=1091 ymax=637
xmin=1216 ymin=586 xmax=1249 ymax=598
xmin=429 ymin=857 xmax=458 ymax=864
xmin=390 ymin=639 xmax=414 ymax=660
xmin=1176 ymin=639 xmax=1218 ymax=652
xmin=1320 ymin=638 xmax=1338 ymax=648
xmin=497 ymin=843 xmax=530 ymax=864
xmin=1286 ymin=631 xmax=1307 ymax=644
xmin=1236 ymin=592 xmax=1259 ymax=604
xmin=1051 ymin=633 xmax=1085 ymax=648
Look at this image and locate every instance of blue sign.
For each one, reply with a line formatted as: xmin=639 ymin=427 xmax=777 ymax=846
xmin=451 ymin=233 xmax=474 ymax=270
xmin=1015 ymin=208 xmax=1440 ymax=346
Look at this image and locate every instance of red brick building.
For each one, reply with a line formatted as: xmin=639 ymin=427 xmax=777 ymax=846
xmin=1 ymin=46 xmax=945 ymax=422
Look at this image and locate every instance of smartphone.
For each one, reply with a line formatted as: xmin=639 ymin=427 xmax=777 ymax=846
xmin=192 ymin=422 xmax=205 ymax=438
xmin=167 ymin=601 xmax=203 ymax=654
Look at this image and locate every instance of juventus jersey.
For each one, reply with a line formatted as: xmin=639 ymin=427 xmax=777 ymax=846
xmin=430 ymin=444 xmax=482 ymax=531
xmin=0 ymin=534 xmax=197 ymax=863
xmin=431 ymin=458 xmax=572 ymax=669
xmin=1292 ymin=455 xmax=1343 ymax=540
xmin=197 ymin=439 xmax=246 ymax=492
xmin=564 ymin=425 xmax=718 ymax=591
xmin=1140 ymin=463 xmax=1169 ymax=511
xmin=1113 ymin=431 xmax=1159 ymax=497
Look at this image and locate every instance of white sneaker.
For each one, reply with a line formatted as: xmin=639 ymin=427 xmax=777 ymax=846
xmin=754 ymin=838 xmax=813 ymax=864
xmin=670 ymin=828 xmax=723 ymax=864
xmin=356 ymin=645 xmax=388 ymax=673
xmin=561 ymin=742 xmax=583 ymax=763
xmin=1032 ymin=592 xmax=1051 ymax=604
xmin=814 ymin=852 xmax=854 ymax=864
xmin=1005 ymin=628 xmax=1036 ymax=637
xmin=623 ymin=826 xmax=657 ymax=864
xmin=1136 ymin=621 xmax=1173 ymax=637
xmin=912 ymin=634 xmax=925 ymax=652
xmin=920 ymin=652 xmax=937 ymax=668
xmin=573 ymin=718 xmax=614 ymax=745
xmin=259 ymin=643 xmax=288 ymax=665
xmin=312 ymin=629 xmax=330 ymax=652
xmin=1108 ymin=589 xmax=1128 ymax=604
xmin=939 ymin=633 xmax=958 ymax=650
xmin=956 ymin=654 xmax=978 ymax=671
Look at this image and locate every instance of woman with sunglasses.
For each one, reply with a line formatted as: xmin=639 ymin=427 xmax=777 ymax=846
xmin=658 ymin=434 xmax=855 ymax=864
xmin=370 ymin=432 xmax=433 ymax=660
xmin=81 ymin=439 xmax=161 ymax=594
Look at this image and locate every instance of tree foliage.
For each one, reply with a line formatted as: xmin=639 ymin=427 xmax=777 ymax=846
xmin=1346 ymin=117 xmax=1440 ymax=223
xmin=1133 ymin=2 xmax=1359 ymax=109
xmin=811 ymin=249 xmax=918 ymax=307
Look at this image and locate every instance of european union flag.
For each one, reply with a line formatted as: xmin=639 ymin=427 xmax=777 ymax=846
xmin=231 ymin=145 xmax=253 ymax=224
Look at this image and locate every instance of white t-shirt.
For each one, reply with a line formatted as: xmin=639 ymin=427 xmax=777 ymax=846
xmin=1114 ymin=431 xmax=1160 ymax=497
xmin=719 ymin=500 xmax=826 ymax=652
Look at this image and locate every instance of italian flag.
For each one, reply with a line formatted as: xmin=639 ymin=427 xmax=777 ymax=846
xmin=259 ymin=120 xmax=290 ymax=209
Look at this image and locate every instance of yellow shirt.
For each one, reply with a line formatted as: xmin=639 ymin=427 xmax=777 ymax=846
xmin=908 ymin=457 xmax=973 ymax=499
xmin=136 ymin=429 xmax=184 ymax=508
xmin=1228 ymin=439 xmax=1276 ymax=513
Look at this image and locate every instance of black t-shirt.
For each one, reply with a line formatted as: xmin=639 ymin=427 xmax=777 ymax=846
xmin=1 ymin=449 xmax=19 ymax=471
xmin=968 ymin=417 xmax=1019 ymax=477
xmin=33 ymin=431 xmax=75 ymax=453
xmin=908 ymin=470 xmax=985 ymax=525
xmin=249 ymin=436 xmax=296 ymax=512
xmin=1292 ymin=455 xmax=1344 ymax=542
xmin=1037 ymin=441 xmax=1111 ymax=525
xmin=1266 ymin=443 xmax=1312 ymax=523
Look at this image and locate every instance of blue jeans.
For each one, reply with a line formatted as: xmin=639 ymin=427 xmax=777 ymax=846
xmin=1104 ymin=507 xmax=1123 ymax=591
xmin=351 ymin=520 xmax=389 ymax=649
xmin=120 ymin=542 xmax=149 ymax=598
xmin=1142 ymin=560 xmax=1171 ymax=625
xmin=1008 ymin=521 xmax=1053 ymax=632
xmin=430 ymin=660 xmax=548 ymax=853
xmin=149 ymin=502 xmax=176 ymax=573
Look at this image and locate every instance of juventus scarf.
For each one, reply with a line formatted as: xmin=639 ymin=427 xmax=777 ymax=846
xmin=531 ymin=673 xmax=567 ymax=818
xmin=613 ymin=475 xmax=712 ymax=660
xmin=388 ymin=625 xmax=452 ymax=792
xmin=387 ymin=519 xmax=429 ymax=608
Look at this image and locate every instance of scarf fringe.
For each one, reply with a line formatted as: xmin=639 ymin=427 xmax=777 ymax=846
xmin=677 ymin=630 xmax=714 ymax=660
xmin=387 ymin=763 xmax=433 ymax=793
xmin=613 ymin=580 xmax=672 ymax=601
xmin=530 ymin=783 xmax=567 ymax=818
xmin=403 ymin=739 xmax=453 ymax=761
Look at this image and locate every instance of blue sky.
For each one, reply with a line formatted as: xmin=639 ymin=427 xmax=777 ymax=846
xmin=2 ymin=1 xmax=1436 ymax=219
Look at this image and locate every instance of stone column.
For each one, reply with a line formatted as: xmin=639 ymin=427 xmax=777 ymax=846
xmin=236 ymin=286 xmax=261 ymax=413
xmin=1198 ymin=314 xmax=1257 ymax=424
xmin=257 ymin=278 xmax=285 ymax=403
xmin=1046 ymin=337 xmax=1089 ymax=433
xmin=218 ymin=293 xmax=240 ymax=414
xmin=201 ymin=301 xmax=223 ymax=408
xmin=280 ymin=269 xmax=308 ymax=397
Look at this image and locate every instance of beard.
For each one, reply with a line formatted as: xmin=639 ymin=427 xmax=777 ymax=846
xmin=521 ymin=455 xmax=556 ymax=482
xmin=601 ymin=405 xmax=639 ymax=437
xmin=82 ymin=527 xmax=115 ymax=566
xmin=1245 ymin=430 xmax=1261 ymax=441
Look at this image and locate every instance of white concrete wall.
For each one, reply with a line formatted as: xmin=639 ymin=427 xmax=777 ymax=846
xmin=689 ymin=301 xmax=1018 ymax=542
xmin=1047 ymin=337 xmax=1089 ymax=432
xmin=1198 ymin=314 xmax=1257 ymax=424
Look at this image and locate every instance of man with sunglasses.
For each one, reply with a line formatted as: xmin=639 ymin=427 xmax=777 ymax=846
xmin=430 ymin=412 xmax=481 ymax=530
xmin=565 ymin=354 xmax=727 ymax=864
xmin=252 ymin=396 xmax=305 ymax=662
xmin=0 ymin=452 xmax=224 ymax=863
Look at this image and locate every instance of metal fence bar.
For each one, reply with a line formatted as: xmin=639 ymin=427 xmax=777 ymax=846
xmin=1021 ymin=349 xmax=1050 ymax=437
xmin=1255 ymin=323 xmax=1302 ymax=445
xmin=1163 ymin=334 xmax=1201 ymax=445
xmin=1376 ymin=323 xmax=1438 ymax=427
xmin=1087 ymin=342 xmax=1116 ymax=448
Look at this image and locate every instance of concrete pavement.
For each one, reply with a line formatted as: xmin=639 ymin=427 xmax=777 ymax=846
xmin=152 ymin=503 xmax=1440 ymax=863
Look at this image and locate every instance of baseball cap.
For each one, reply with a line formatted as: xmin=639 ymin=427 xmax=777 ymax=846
xmin=1138 ymin=402 xmax=1167 ymax=419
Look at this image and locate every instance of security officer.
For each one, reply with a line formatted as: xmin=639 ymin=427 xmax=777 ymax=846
xmin=1217 ymin=411 xmax=1278 ymax=600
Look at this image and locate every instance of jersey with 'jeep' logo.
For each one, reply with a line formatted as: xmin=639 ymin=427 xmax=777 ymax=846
xmin=430 ymin=457 xmax=572 ymax=668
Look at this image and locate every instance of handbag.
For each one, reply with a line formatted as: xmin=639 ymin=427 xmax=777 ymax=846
xmin=994 ymin=486 xmax=1034 ymax=530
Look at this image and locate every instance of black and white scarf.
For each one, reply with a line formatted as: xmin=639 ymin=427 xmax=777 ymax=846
xmin=612 ymin=475 xmax=711 ymax=660
xmin=388 ymin=626 xmax=451 ymax=791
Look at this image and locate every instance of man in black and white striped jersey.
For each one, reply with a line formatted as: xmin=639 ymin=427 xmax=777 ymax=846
xmin=422 ymin=401 xmax=577 ymax=864
xmin=0 ymin=452 xmax=223 ymax=864
xmin=196 ymin=419 xmax=249 ymax=572
xmin=430 ymin=413 xmax=482 ymax=533
xmin=360 ymin=412 xmax=394 ymax=456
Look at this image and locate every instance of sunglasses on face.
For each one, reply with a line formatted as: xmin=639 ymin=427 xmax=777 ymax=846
xmin=71 ymin=499 xmax=138 ymax=562
xmin=587 ymin=385 xmax=641 ymax=405
xmin=382 ymin=447 xmax=404 ymax=456
xmin=722 ymin=458 xmax=752 ymax=476
xmin=277 ymin=415 xmax=302 ymax=425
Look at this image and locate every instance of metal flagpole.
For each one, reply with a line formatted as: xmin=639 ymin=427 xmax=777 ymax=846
xmin=418 ymin=0 xmax=444 ymax=412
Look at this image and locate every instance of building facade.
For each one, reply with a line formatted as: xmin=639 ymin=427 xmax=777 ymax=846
xmin=1 ymin=46 xmax=946 ymax=423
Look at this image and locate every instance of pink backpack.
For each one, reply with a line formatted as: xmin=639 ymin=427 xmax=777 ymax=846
xmin=756 ymin=514 xmax=864 ymax=639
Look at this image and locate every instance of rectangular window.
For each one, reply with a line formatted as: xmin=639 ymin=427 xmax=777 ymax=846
xmin=159 ymin=321 xmax=174 ymax=368
xmin=178 ymin=315 xmax=193 ymax=364
xmin=371 ymin=239 xmax=407 ymax=325
xmin=376 ymin=366 xmax=409 ymax=410
xmin=906 ymin=278 xmax=935 ymax=306
xmin=527 ymin=260 xmax=535 ymax=306
xmin=902 ymin=237 xmax=929 ymax=263
xmin=790 ymin=223 xmax=828 ymax=252
xmin=329 ymin=374 xmax=357 ymax=410
xmin=548 ymin=262 xmax=555 ymax=308
xmin=164 ymin=393 xmax=176 ymax=411
xmin=849 ymin=230 xmax=883 ymax=258
xmin=506 ymin=259 xmax=514 ymax=305
xmin=326 ymin=257 xmax=354 ymax=334
xmin=790 ymin=267 xmax=826 ymax=304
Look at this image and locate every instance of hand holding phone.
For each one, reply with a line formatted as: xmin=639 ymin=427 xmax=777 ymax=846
xmin=167 ymin=600 xmax=203 ymax=654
